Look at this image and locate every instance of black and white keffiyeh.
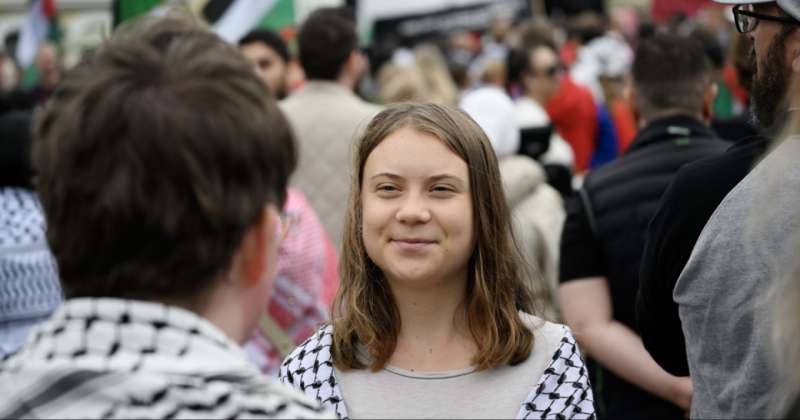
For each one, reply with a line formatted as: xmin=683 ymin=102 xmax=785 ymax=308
xmin=0 ymin=298 xmax=335 ymax=419
xmin=0 ymin=187 xmax=62 ymax=357
xmin=279 ymin=325 xmax=596 ymax=419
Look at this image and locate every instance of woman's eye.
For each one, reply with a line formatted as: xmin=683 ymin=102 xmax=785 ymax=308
xmin=377 ymin=185 xmax=398 ymax=193
xmin=432 ymin=185 xmax=455 ymax=193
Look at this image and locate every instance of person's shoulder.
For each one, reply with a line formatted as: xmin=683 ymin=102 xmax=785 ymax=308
xmin=256 ymin=381 xmax=337 ymax=419
xmin=280 ymin=325 xmax=334 ymax=381
xmin=519 ymin=312 xmax=569 ymax=351
xmin=514 ymin=97 xmax=549 ymax=126
xmin=357 ymin=99 xmax=383 ymax=118
xmin=284 ymin=324 xmax=333 ymax=361
xmin=667 ymin=136 xmax=766 ymax=199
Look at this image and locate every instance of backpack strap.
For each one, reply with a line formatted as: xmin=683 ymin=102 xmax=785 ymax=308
xmin=259 ymin=314 xmax=295 ymax=359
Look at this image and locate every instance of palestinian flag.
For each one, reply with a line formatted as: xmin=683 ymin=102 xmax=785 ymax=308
xmin=113 ymin=0 xmax=298 ymax=44
xmin=16 ymin=0 xmax=59 ymax=68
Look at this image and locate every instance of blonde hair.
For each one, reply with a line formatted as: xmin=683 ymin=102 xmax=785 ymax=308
xmin=332 ymin=102 xmax=540 ymax=372
xmin=376 ymin=44 xmax=458 ymax=105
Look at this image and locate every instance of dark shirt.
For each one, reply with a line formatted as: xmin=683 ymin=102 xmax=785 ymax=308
xmin=560 ymin=115 xmax=728 ymax=418
xmin=636 ymin=135 xmax=769 ymax=376
xmin=0 ymin=111 xmax=34 ymax=189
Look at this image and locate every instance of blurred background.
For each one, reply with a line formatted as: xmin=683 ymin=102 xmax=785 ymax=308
xmin=0 ymin=0 xmax=729 ymax=91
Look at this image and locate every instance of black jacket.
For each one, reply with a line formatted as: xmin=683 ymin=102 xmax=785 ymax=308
xmin=560 ymin=115 xmax=729 ymax=418
xmin=636 ymin=134 xmax=769 ymax=376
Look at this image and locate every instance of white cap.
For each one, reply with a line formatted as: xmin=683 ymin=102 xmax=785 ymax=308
xmin=459 ymin=86 xmax=520 ymax=159
xmin=713 ymin=0 xmax=800 ymax=22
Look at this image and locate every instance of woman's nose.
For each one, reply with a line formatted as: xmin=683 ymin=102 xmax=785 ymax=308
xmin=395 ymin=192 xmax=432 ymax=224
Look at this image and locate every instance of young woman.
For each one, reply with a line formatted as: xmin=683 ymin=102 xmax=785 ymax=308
xmin=279 ymin=103 xmax=594 ymax=419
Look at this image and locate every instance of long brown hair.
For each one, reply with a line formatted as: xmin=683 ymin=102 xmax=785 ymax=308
xmin=332 ymin=102 xmax=540 ymax=372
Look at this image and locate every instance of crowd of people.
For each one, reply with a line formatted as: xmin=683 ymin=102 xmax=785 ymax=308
xmin=0 ymin=0 xmax=799 ymax=418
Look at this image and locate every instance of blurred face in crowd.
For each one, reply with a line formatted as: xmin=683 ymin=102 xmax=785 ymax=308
xmin=361 ymin=127 xmax=474 ymax=290
xmin=35 ymin=43 xmax=59 ymax=88
xmin=240 ymin=41 xmax=288 ymax=98
xmin=524 ymin=45 xmax=561 ymax=103
xmin=747 ymin=3 xmax=800 ymax=127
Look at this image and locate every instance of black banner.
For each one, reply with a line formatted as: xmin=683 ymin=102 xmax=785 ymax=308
xmin=372 ymin=0 xmax=531 ymax=47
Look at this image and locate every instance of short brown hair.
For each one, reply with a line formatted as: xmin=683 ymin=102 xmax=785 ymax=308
xmin=332 ymin=102 xmax=538 ymax=372
xmin=632 ymin=33 xmax=713 ymax=119
xmin=297 ymin=7 xmax=358 ymax=81
xmin=33 ymin=12 xmax=296 ymax=300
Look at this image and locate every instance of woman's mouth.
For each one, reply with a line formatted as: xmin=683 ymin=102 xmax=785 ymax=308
xmin=392 ymin=238 xmax=436 ymax=252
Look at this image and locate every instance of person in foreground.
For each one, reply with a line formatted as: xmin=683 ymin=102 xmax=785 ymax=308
xmin=279 ymin=103 xmax=595 ymax=419
xmin=0 ymin=13 xmax=332 ymax=419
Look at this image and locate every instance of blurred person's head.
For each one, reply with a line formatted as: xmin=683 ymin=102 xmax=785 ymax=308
xmin=32 ymin=12 xmax=296 ymax=344
xmin=630 ymin=33 xmax=715 ymax=125
xmin=414 ymin=44 xmax=459 ymax=105
xmin=445 ymin=31 xmax=478 ymax=90
xmin=238 ymin=28 xmax=290 ymax=99
xmin=521 ymin=44 xmax=561 ymax=104
xmin=480 ymin=59 xmax=506 ymax=86
xmin=489 ymin=10 xmax=514 ymax=43
xmin=376 ymin=61 xmax=428 ymax=104
xmin=297 ymin=7 xmax=365 ymax=89
xmin=567 ymin=12 xmax=606 ymax=45
xmin=34 ymin=42 xmax=59 ymax=89
xmin=332 ymin=102 xmax=536 ymax=371
xmin=691 ymin=27 xmax=727 ymax=72
xmin=716 ymin=0 xmax=800 ymax=128
xmin=519 ymin=18 xmax=558 ymax=52
xmin=637 ymin=19 xmax=657 ymax=41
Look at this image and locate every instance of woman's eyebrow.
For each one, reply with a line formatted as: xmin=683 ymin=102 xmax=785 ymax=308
xmin=369 ymin=172 xmax=402 ymax=181
xmin=429 ymin=174 xmax=464 ymax=183
xmin=368 ymin=173 xmax=465 ymax=186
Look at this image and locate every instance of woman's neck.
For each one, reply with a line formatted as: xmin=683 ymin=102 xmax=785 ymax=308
xmin=387 ymin=276 xmax=478 ymax=372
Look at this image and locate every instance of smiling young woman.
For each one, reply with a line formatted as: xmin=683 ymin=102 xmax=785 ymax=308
xmin=279 ymin=103 xmax=595 ymax=419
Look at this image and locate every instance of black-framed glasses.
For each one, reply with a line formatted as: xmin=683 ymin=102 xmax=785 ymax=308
xmin=733 ymin=4 xmax=800 ymax=34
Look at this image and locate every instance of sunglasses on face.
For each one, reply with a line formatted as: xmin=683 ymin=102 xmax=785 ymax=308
xmin=732 ymin=4 xmax=800 ymax=34
xmin=529 ymin=64 xmax=561 ymax=78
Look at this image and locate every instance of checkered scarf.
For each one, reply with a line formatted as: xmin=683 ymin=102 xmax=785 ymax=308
xmin=0 ymin=187 xmax=62 ymax=357
xmin=0 ymin=298 xmax=335 ymax=419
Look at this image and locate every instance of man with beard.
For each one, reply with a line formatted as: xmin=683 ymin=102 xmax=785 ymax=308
xmin=636 ymin=1 xmax=800 ymax=417
xmin=239 ymin=29 xmax=291 ymax=99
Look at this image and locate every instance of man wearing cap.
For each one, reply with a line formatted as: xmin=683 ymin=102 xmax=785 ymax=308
xmin=636 ymin=1 xmax=800 ymax=417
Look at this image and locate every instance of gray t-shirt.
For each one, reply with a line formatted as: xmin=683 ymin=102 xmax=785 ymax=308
xmin=675 ymin=138 xmax=800 ymax=418
xmin=334 ymin=315 xmax=565 ymax=419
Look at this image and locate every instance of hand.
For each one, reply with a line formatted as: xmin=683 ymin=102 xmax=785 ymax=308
xmin=670 ymin=376 xmax=693 ymax=411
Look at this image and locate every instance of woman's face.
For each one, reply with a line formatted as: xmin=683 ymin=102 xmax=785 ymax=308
xmin=361 ymin=127 xmax=475 ymax=289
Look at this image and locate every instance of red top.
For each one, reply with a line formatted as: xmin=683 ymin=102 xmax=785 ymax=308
xmin=546 ymin=77 xmax=598 ymax=172
xmin=651 ymin=0 xmax=721 ymax=23
xmin=611 ymin=98 xmax=638 ymax=154
xmin=244 ymin=188 xmax=339 ymax=376
xmin=722 ymin=64 xmax=749 ymax=108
